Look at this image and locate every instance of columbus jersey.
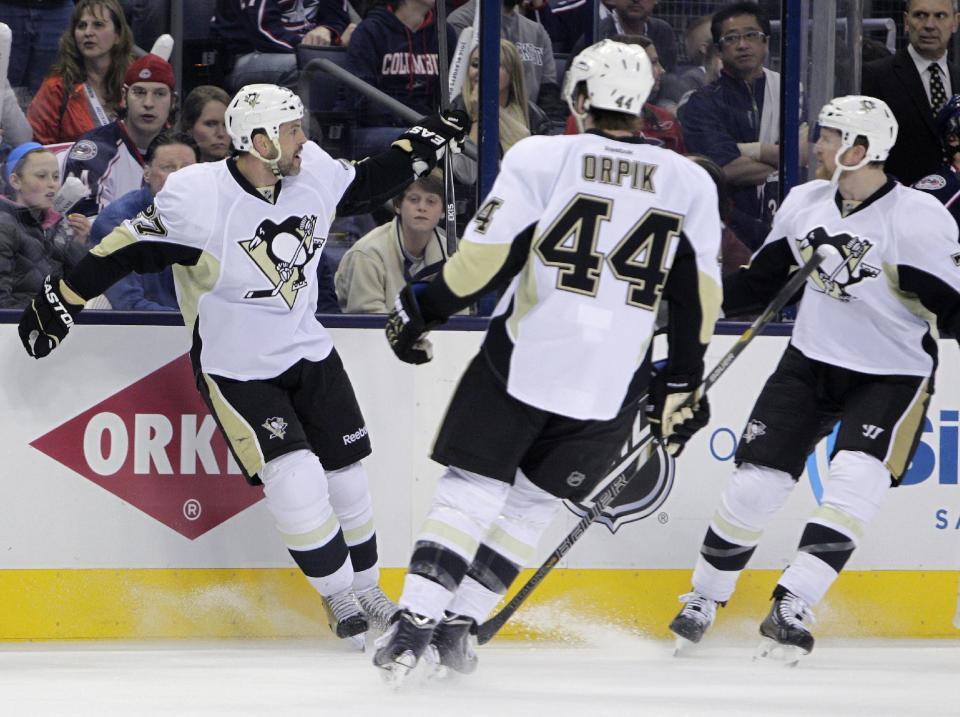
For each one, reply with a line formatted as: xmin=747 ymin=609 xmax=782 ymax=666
xmin=913 ymin=169 xmax=960 ymax=233
xmin=63 ymin=121 xmax=147 ymax=217
xmin=725 ymin=179 xmax=960 ymax=377
xmin=419 ymin=131 xmax=723 ymax=420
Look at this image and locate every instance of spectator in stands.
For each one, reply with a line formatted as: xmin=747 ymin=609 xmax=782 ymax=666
xmin=86 ymin=131 xmax=197 ymax=310
xmin=538 ymin=0 xmax=602 ymax=55
xmin=1 ymin=80 xmax=34 ymax=150
xmin=341 ymin=0 xmax=456 ymax=132
xmin=912 ymin=93 xmax=960 ymax=230
xmin=120 ymin=0 xmax=170 ymax=54
xmin=212 ymin=0 xmax=354 ymax=93
xmin=688 ymin=154 xmax=751 ymax=277
xmin=660 ymin=15 xmax=719 ymax=108
xmin=564 ymin=34 xmax=684 ymax=154
xmin=64 ymin=53 xmax=176 ymax=218
xmin=569 ymin=0 xmax=677 ymax=72
xmin=447 ymin=0 xmax=566 ymax=126
xmin=862 ymin=0 xmax=960 ymax=186
xmin=451 ymin=39 xmax=551 ymax=185
xmin=0 ymin=143 xmax=90 ymax=309
xmin=0 ymin=0 xmax=74 ymax=97
xmin=681 ymin=2 xmax=780 ymax=250
xmin=335 ymin=172 xmax=448 ymax=313
xmin=181 ymin=86 xmax=231 ymax=162
xmin=27 ymin=0 xmax=134 ymax=145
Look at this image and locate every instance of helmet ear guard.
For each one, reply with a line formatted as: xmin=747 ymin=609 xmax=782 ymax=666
xmin=563 ymin=39 xmax=654 ymax=133
xmin=225 ymin=84 xmax=304 ymax=175
xmin=816 ymin=95 xmax=898 ymax=184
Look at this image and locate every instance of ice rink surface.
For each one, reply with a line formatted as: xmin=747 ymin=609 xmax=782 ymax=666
xmin=2 ymin=622 xmax=957 ymax=717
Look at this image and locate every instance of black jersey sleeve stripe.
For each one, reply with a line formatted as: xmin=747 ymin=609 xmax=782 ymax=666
xmin=722 ymin=236 xmax=797 ymax=316
xmin=67 ymin=234 xmax=202 ymax=302
xmin=336 ymin=147 xmax=415 ymax=217
xmin=419 ymin=224 xmax=537 ymax=321
xmin=897 ymin=264 xmax=960 ymax=338
xmin=663 ymin=233 xmax=708 ymax=377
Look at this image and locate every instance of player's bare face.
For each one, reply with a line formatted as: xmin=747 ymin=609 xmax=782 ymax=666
xmin=276 ymin=120 xmax=307 ymax=176
xmin=10 ymin=152 xmax=60 ymax=211
xmin=74 ymin=7 xmax=120 ymax=64
xmin=905 ymin=0 xmax=959 ymax=60
xmin=126 ymin=82 xmax=173 ymax=136
xmin=814 ymin=127 xmax=842 ymax=180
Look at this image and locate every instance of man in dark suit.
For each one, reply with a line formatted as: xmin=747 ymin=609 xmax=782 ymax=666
xmin=863 ymin=0 xmax=960 ymax=186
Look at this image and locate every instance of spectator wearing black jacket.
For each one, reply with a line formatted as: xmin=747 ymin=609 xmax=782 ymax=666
xmin=212 ymin=0 xmax=353 ymax=92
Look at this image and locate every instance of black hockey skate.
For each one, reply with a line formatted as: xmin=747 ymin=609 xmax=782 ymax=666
xmin=669 ymin=591 xmax=718 ymax=653
xmin=356 ymin=585 xmax=399 ymax=633
xmin=427 ymin=612 xmax=478 ymax=677
xmin=321 ymin=590 xmax=368 ymax=639
xmin=372 ymin=610 xmax=437 ymax=686
xmin=756 ymin=588 xmax=815 ymax=665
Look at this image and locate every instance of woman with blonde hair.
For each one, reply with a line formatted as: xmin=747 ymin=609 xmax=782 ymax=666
xmin=452 ymin=39 xmax=551 ymax=185
xmin=27 ymin=0 xmax=134 ymax=145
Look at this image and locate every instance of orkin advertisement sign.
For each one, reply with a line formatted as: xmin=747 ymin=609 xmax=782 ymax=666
xmin=30 ymin=354 xmax=263 ymax=540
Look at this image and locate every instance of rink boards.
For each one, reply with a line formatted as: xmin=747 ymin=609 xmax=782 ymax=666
xmin=1 ymin=322 xmax=957 ymax=640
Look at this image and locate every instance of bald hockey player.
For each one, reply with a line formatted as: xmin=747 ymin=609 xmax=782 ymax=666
xmin=373 ymin=40 xmax=723 ymax=683
xmin=17 ymin=84 xmax=469 ymax=645
xmin=668 ymin=96 xmax=960 ymax=662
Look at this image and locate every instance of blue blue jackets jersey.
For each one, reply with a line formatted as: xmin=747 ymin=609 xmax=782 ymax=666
xmin=63 ymin=121 xmax=146 ymax=218
xmin=212 ymin=0 xmax=350 ymax=55
xmin=913 ymin=169 xmax=960 ymax=233
xmin=339 ymin=7 xmax=457 ymax=127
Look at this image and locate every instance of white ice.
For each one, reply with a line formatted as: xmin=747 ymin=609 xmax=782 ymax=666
xmin=2 ymin=621 xmax=957 ymax=717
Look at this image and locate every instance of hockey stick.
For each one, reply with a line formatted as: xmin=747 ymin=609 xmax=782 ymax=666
xmin=476 ymin=245 xmax=836 ymax=645
xmin=435 ymin=0 xmax=459 ymax=257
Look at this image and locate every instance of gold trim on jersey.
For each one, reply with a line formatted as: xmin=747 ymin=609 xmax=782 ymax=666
xmin=885 ymin=378 xmax=930 ymax=479
xmin=173 ymin=253 xmax=222 ymax=333
xmin=201 ymin=374 xmax=265 ymax=478
xmin=507 ymin=258 xmax=540 ymax=339
xmin=91 ymin=225 xmax=138 ymax=258
xmin=698 ymin=269 xmax=723 ymax=345
xmin=443 ymin=239 xmax=511 ymax=298
xmin=883 ymin=262 xmax=940 ymax=338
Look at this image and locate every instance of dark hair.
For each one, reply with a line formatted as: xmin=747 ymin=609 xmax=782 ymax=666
xmin=711 ymin=2 xmax=770 ymax=46
xmin=392 ymin=172 xmax=444 ymax=210
xmin=181 ymin=85 xmax=231 ymax=132
xmin=146 ymin=131 xmax=200 ymax=164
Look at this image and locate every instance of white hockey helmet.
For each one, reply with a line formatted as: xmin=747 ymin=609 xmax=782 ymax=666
xmin=563 ymin=39 xmax=654 ymax=132
xmin=225 ymin=84 xmax=304 ymax=172
xmin=817 ymin=95 xmax=898 ymax=183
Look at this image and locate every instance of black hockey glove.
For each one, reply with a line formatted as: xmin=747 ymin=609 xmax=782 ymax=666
xmin=18 ymin=275 xmax=84 ymax=359
xmin=645 ymin=363 xmax=710 ymax=458
xmin=392 ymin=110 xmax=471 ymax=177
xmin=385 ymin=283 xmax=444 ymax=365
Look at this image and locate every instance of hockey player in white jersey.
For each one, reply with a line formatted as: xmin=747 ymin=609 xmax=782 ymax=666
xmin=373 ymin=40 xmax=723 ymax=682
xmin=17 ymin=84 xmax=470 ymax=643
xmin=668 ymin=96 xmax=960 ymax=661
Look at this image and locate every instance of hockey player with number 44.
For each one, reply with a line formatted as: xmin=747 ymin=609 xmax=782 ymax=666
xmin=668 ymin=96 xmax=960 ymax=662
xmin=373 ymin=39 xmax=723 ymax=684
xmin=16 ymin=83 xmax=470 ymax=645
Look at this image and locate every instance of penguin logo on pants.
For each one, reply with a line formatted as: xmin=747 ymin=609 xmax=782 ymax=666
xmin=239 ymin=215 xmax=324 ymax=308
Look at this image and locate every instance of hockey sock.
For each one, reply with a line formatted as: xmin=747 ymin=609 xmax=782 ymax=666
xmin=327 ymin=462 xmax=379 ymax=591
xmin=400 ymin=467 xmax=510 ymax=621
xmin=778 ymin=450 xmax=889 ymax=606
xmin=261 ymin=449 xmax=354 ymax=596
xmin=692 ymin=462 xmax=795 ymax=602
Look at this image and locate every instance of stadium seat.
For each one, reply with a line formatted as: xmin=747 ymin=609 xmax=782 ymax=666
xmin=296 ymin=45 xmax=355 ymax=157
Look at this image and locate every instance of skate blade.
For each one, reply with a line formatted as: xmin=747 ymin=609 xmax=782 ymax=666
xmin=375 ymin=651 xmax=418 ymax=688
xmin=672 ymin=634 xmax=697 ymax=657
xmin=753 ymin=638 xmax=806 ymax=667
xmin=344 ymin=633 xmax=365 ymax=652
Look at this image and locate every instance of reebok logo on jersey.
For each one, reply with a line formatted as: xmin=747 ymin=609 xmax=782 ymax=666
xmin=342 ymin=426 xmax=368 ymax=445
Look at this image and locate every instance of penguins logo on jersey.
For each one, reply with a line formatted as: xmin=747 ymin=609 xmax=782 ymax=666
xmin=797 ymin=227 xmax=880 ymax=302
xmin=239 ymin=215 xmax=324 ymax=308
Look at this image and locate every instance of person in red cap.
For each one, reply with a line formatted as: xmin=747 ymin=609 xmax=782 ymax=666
xmin=61 ymin=53 xmax=177 ymax=218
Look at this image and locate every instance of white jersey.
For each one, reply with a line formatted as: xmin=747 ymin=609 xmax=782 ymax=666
xmin=441 ymin=132 xmax=723 ymax=420
xmin=738 ymin=179 xmax=960 ymax=376
xmin=100 ymin=141 xmax=356 ymax=379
